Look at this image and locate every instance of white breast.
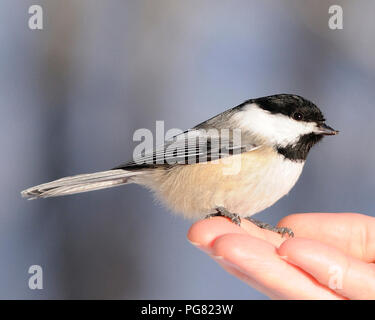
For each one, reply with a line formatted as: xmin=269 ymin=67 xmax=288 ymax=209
xmin=140 ymin=147 xmax=305 ymax=220
xmin=222 ymin=153 xmax=304 ymax=217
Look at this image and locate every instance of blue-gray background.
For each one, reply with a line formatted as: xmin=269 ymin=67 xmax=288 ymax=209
xmin=1 ymin=0 xmax=374 ymax=299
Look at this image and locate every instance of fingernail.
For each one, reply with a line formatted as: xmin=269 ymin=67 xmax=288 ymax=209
xmin=212 ymin=255 xmax=224 ymax=260
xmin=187 ymin=239 xmax=200 ymax=247
xmin=278 ymin=255 xmax=289 ymax=261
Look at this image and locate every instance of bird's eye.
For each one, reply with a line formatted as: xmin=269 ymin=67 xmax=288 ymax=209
xmin=292 ymin=112 xmax=303 ymax=121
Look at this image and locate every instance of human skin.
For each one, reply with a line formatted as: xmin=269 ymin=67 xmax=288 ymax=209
xmin=187 ymin=213 xmax=375 ymax=299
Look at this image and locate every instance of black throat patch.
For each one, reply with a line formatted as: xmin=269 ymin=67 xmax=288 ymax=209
xmin=277 ymin=133 xmax=323 ymax=161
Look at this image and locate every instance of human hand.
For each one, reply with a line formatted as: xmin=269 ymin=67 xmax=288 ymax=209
xmin=187 ymin=213 xmax=375 ymax=299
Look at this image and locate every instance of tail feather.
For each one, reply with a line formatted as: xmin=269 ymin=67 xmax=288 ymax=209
xmin=21 ymin=169 xmax=141 ymax=199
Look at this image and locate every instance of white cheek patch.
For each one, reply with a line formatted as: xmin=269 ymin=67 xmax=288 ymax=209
xmin=232 ymin=103 xmax=316 ymax=147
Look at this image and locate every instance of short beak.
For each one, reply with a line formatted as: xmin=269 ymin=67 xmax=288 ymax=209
xmin=315 ymin=123 xmax=339 ymax=135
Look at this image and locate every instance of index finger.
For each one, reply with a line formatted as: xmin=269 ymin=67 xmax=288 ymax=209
xmin=278 ymin=213 xmax=375 ymax=262
xmin=187 ymin=216 xmax=287 ymax=253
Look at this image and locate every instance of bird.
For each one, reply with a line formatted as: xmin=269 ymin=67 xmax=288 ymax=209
xmin=21 ymin=94 xmax=339 ymax=236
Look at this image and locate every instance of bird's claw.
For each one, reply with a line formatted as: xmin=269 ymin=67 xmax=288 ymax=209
xmin=205 ymin=206 xmax=241 ymax=226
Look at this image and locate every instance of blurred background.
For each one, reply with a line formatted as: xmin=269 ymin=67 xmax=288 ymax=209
xmin=1 ymin=0 xmax=374 ymax=299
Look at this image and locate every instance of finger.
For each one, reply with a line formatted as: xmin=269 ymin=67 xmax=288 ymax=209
xmin=278 ymin=213 xmax=375 ymax=262
xmin=278 ymin=238 xmax=375 ymax=299
xmin=214 ymin=259 xmax=286 ymax=300
xmin=187 ymin=217 xmax=285 ymax=253
xmin=239 ymin=218 xmax=289 ymax=247
xmin=211 ymin=233 xmax=343 ymax=300
xmin=187 ymin=217 xmax=248 ymax=253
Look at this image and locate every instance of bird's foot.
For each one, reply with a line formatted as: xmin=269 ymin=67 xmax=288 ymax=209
xmin=205 ymin=206 xmax=241 ymax=226
xmin=244 ymin=217 xmax=294 ymax=237
xmin=205 ymin=208 xmax=294 ymax=237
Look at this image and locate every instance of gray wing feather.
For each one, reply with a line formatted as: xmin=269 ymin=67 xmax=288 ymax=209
xmin=116 ymin=107 xmax=259 ymax=169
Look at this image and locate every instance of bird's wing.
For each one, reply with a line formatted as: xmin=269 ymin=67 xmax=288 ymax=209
xmin=114 ymin=127 xmax=260 ymax=170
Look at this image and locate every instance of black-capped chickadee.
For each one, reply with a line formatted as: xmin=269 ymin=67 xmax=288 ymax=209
xmin=21 ymin=94 xmax=338 ymax=236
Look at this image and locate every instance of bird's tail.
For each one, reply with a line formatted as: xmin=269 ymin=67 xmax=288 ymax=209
xmin=21 ymin=169 xmax=142 ymax=199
